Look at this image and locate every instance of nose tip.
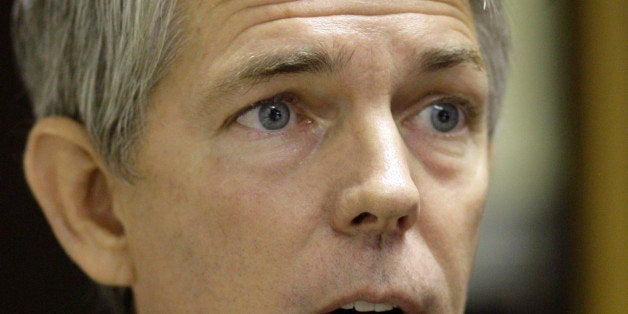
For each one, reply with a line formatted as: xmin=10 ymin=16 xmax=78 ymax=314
xmin=328 ymin=105 xmax=420 ymax=238
xmin=332 ymin=180 xmax=420 ymax=237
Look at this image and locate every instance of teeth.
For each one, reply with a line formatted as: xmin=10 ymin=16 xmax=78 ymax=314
xmin=341 ymin=303 xmax=354 ymax=310
xmin=374 ymin=303 xmax=395 ymax=312
xmin=355 ymin=301 xmax=375 ymax=312
xmin=340 ymin=301 xmax=395 ymax=312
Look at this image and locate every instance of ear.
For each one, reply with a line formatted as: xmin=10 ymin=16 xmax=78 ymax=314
xmin=23 ymin=116 xmax=134 ymax=286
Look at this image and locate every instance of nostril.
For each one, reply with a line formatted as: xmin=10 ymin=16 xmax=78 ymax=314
xmin=397 ymin=215 xmax=410 ymax=231
xmin=351 ymin=212 xmax=377 ymax=225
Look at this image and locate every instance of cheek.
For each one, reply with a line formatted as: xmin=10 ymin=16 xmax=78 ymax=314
xmin=123 ymin=148 xmax=328 ymax=310
xmin=419 ymin=176 xmax=487 ymax=259
xmin=413 ymin=154 xmax=489 ymax=299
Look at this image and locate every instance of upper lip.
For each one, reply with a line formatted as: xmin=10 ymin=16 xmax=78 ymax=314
xmin=318 ymin=288 xmax=423 ymax=313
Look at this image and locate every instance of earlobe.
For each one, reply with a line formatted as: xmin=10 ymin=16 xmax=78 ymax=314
xmin=23 ymin=116 xmax=134 ymax=286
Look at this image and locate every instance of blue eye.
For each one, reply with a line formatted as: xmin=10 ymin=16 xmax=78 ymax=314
xmin=429 ymin=103 xmax=460 ymax=132
xmin=408 ymin=99 xmax=468 ymax=134
xmin=236 ymin=94 xmax=296 ymax=131
xmin=258 ymin=102 xmax=290 ymax=130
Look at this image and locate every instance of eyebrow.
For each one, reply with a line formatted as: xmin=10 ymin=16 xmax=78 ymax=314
xmin=215 ymin=47 xmax=348 ymax=94
xmin=213 ymin=45 xmax=483 ymax=95
xmin=419 ymin=47 xmax=484 ymax=72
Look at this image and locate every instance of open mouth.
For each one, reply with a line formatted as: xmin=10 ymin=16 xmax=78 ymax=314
xmin=328 ymin=301 xmax=404 ymax=313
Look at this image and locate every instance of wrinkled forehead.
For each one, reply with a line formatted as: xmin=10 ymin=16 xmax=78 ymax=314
xmin=178 ymin=0 xmax=477 ymax=64
xmin=188 ymin=0 xmax=473 ymax=14
xmin=180 ymin=0 xmax=475 ymax=37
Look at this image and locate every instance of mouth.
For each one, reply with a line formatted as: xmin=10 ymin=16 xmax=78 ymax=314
xmin=320 ymin=293 xmax=420 ymax=314
xmin=328 ymin=301 xmax=403 ymax=313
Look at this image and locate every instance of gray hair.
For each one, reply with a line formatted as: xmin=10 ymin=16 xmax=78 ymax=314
xmin=12 ymin=0 xmax=183 ymax=178
xmin=12 ymin=0 xmax=509 ymax=179
xmin=471 ymin=0 xmax=510 ymax=133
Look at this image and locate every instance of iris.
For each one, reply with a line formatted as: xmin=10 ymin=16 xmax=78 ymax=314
xmin=258 ymin=102 xmax=291 ymax=130
xmin=430 ymin=103 xmax=459 ymax=132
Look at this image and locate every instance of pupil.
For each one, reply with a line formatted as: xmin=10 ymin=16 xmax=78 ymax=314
xmin=269 ymin=107 xmax=282 ymax=121
xmin=437 ymin=110 xmax=450 ymax=122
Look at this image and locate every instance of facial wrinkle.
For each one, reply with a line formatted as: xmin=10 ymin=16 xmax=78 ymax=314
xmin=213 ymin=0 xmax=474 ymax=52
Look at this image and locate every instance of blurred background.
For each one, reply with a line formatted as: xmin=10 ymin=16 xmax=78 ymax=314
xmin=1 ymin=0 xmax=625 ymax=313
xmin=467 ymin=1 xmax=626 ymax=313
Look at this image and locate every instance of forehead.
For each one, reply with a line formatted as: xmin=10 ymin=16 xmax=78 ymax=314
xmin=180 ymin=0 xmax=476 ymax=46
xmin=186 ymin=0 xmax=474 ymax=17
xmin=174 ymin=0 xmax=478 ymax=81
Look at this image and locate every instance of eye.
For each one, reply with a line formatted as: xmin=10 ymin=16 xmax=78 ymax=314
xmin=236 ymin=94 xmax=296 ymax=131
xmin=410 ymin=99 xmax=467 ymax=133
xmin=428 ymin=102 xmax=461 ymax=132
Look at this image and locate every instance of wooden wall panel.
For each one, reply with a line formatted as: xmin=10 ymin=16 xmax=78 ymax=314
xmin=577 ymin=1 xmax=627 ymax=313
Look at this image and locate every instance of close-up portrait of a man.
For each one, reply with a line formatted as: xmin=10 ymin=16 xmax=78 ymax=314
xmin=9 ymin=0 xmax=510 ymax=312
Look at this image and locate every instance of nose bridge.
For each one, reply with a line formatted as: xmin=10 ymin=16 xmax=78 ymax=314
xmin=331 ymin=106 xmax=420 ymax=237
xmin=359 ymin=112 xmax=409 ymax=185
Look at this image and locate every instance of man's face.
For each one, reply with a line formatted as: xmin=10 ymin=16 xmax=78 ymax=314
xmin=115 ymin=0 xmax=490 ymax=312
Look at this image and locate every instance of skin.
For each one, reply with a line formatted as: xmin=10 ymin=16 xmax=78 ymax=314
xmin=27 ymin=0 xmax=491 ymax=313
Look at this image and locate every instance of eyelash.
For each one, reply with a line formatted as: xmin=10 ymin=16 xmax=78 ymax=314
xmin=222 ymin=93 xmax=279 ymax=127
xmin=433 ymin=96 xmax=478 ymax=121
xmin=227 ymin=92 xmax=306 ymax=130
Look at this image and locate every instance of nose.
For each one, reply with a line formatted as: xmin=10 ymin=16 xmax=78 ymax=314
xmin=330 ymin=111 xmax=420 ymax=237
